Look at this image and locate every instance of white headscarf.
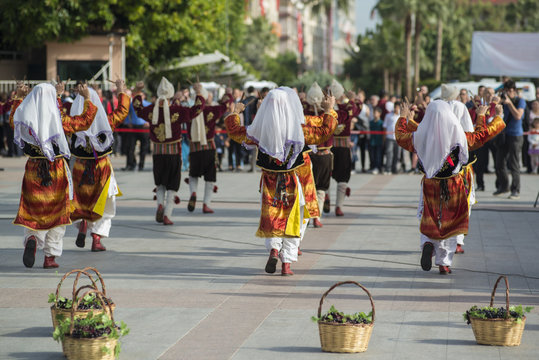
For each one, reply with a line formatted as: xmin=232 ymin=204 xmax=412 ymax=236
xmin=71 ymin=87 xmax=113 ymax=152
xmin=13 ymin=83 xmax=70 ymax=162
xmin=247 ymin=87 xmax=305 ymax=169
xmin=440 ymin=84 xmax=459 ymax=101
xmin=413 ymin=100 xmax=468 ymax=179
xmin=190 ymin=87 xmax=209 ymax=145
xmin=448 ymin=100 xmax=474 ymax=132
xmin=153 ymin=77 xmax=174 ymax=140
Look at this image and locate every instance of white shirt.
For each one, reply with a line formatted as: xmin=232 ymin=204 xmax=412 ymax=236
xmin=383 ymin=112 xmax=400 ymax=141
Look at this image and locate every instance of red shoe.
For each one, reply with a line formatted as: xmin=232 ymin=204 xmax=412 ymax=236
xmin=91 ymin=233 xmax=106 ymax=252
xmin=163 ymin=216 xmax=174 ymax=225
xmin=23 ymin=236 xmax=37 ymax=268
xmin=455 ymin=244 xmax=465 ymax=254
xmin=187 ymin=192 xmax=197 ymax=212
xmin=313 ymin=218 xmax=323 ymax=228
xmin=323 ymin=194 xmax=330 ymax=213
xmin=335 ymin=207 xmax=344 ymax=216
xmin=297 ymin=248 xmax=302 ymax=256
xmin=281 ymin=263 xmax=294 ymax=276
xmin=43 ymin=256 xmax=59 ymax=269
xmin=265 ymin=249 xmax=279 ymax=274
xmin=203 ymin=204 xmax=214 ymax=214
xmin=439 ymin=265 xmax=452 ymax=275
xmin=76 ymin=220 xmax=87 ymax=248
xmin=155 ymin=204 xmax=164 ymax=223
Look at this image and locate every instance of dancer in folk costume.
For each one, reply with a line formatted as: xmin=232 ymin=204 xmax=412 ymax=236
xmin=303 ymin=82 xmax=334 ymax=228
xmin=10 ymin=82 xmax=97 ymax=268
xmin=225 ymin=87 xmax=337 ymax=275
xmin=186 ymin=89 xmax=234 ymax=214
xmin=70 ymin=79 xmax=131 ymax=251
xmin=133 ymin=77 xmax=205 ymax=225
xmin=327 ymin=79 xmax=362 ymax=217
xmin=395 ymin=100 xmax=505 ymax=274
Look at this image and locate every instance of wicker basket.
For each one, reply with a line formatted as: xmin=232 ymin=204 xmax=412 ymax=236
xmin=470 ymin=275 xmax=526 ymax=346
xmin=317 ymin=281 xmax=375 ymax=353
xmin=51 ymin=267 xmax=114 ymax=329
xmin=61 ymin=289 xmax=118 ymax=360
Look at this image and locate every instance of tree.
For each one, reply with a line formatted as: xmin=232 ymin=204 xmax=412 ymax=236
xmin=308 ymin=0 xmax=352 ymax=74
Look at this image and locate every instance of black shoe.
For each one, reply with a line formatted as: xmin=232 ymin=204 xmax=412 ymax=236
xmin=493 ymin=189 xmax=509 ymax=196
xmin=421 ymin=242 xmax=434 ymax=271
xmin=23 ymin=237 xmax=37 ymax=268
xmin=476 ymin=185 xmax=485 ymax=191
xmin=508 ymin=191 xmax=520 ymax=200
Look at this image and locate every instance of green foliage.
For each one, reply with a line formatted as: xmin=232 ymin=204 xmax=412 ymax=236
xmin=53 ymin=311 xmax=129 ymax=358
xmin=463 ymin=305 xmax=533 ymax=325
xmin=293 ymin=71 xmax=335 ymax=91
xmin=262 ymin=52 xmax=299 ymax=87
xmin=312 ymin=305 xmax=373 ymax=325
xmin=48 ymin=292 xmax=113 ymax=310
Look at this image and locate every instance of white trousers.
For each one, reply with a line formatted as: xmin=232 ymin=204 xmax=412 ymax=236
xmin=336 ymin=182 xmax=347 ymax=208
xmin=420 ymin=234 xmax=457 ymax=267
xmin=316 ymin=190 xmax=325 ymax=219
xmin=85 ymin=195 xmax=116 ymax=238
xmin=264 ymin=175 xmax=306 ymax=263
xmin=24 ymin=226 xmax=66 ymax=257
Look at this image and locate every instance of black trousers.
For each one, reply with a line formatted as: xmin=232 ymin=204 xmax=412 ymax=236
xmin=126 ymin=126 xmax=149 ymax=169
xmin=495 ymin=135 xmax=523 ymax=193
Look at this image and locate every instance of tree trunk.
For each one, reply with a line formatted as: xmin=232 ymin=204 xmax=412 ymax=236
xmin=383 ymin=68 xmax=389 ymax=92
xmin=435 ymin=18 xmax=443 ymax=81
xmin=389 ymin=72 xmax=395 ymax=95
xmin=396 ymin=71 xmax=402 ymax=96
xmin=405 ymin=12 xmax=412 ymax=99
xmin=413 ymin=14 xmax=421 ymax=91
xmin=326 ymin=4 xmax=333 ymax=74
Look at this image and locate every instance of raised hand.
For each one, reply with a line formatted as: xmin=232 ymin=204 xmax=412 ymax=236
xmin=134 ymin=81 xmax=145 ymax=93
xmin=476 ymin=105 xmax=489 ymax=116
xmin=193 ymin=82 xmax=203 ymax=95
xmin=232 ymin=102 xmax=245 ymax=114
xmin=16 ymin=81 xmax=30 ymax=98
xmin=78 ymin=84 xmax=90 ymax=100
xmin=321 ymin=95 xmax=335 ymax=113
xmin=115 ymin=79 xmax=127 ymax=93
xmin=494 ymin=104 xmax=503 ymax=117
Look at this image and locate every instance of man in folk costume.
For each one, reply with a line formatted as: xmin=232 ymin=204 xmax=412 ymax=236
xmin=303 ymin=82 xmax=335 ymax=228
xmin=70 ymin=79 xmax=131 ymax=251
xmin=328 ymin=79 xmax=361 ymax=217
xmin=395 ymin=100 xmax=505 ymax=274
xmin=225 ymin=87 xmax=337 ymax=276
xmin=133 ymin=77 xmax=205 ymax=225
xmin=10 ymin=82 xmax=97 ymax=268
xmin=186 ymin=88 xmax=234 ymax=214
xmin=446 ymin=87 xmax=476 ymax=255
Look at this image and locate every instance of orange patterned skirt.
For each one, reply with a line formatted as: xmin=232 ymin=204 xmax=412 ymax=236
xmin=296 ymin=154 xmax=320 ymax=219
xmin=70 ymin=156 xmax=112 ymax=222
xmin=257 ymin=168 xmax=308 ymax=239
xmin=14 ymin=157 xmax=71 ymax=230
xmin=420 ymin=172 xmax=470 ymax=240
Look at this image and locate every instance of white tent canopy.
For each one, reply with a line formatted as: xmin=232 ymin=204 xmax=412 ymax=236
xmin=470 ymin=32 xmax=539 ymax=78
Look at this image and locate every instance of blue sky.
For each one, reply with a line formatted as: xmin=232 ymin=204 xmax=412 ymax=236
xmin=355 ymin=0 xmax=380 ymax=35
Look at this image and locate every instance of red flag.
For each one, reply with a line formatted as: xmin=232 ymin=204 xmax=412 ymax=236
xmin=297 ymin=13 xmax=303 ymax=54
xmin=260 ymin=0 xmax=265 ymax=16
xmin=276 ymin=0 xmax=280 ymax=11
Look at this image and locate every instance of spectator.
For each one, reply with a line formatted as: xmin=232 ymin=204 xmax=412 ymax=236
xmin=353 ymin=90 xmax=370 ymax=173
xmin=242 ymin=86 xmax=259 ymax=172
xmin=123 ymin=91 xmax=150 ymax=171
xmin=458 ymin=88 xmax=469 ymax=105
xmin=369 ymin=107 xmax=384 ymax=174
xmin=528 ymin=117 xmax=539 ymax=174
xmin=367 ymin=95 xmax=379 ymax=121
xmin=383 ymin=101 xmax=401 ymax=174
xmin=494 ymin=80 xmax=526 ymax=199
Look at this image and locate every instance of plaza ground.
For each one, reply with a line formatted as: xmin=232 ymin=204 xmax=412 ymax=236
xmin=0 ymin=156 xmax=538 ymax=360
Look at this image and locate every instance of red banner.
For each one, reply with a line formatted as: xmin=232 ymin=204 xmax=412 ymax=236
xmin=297 ymin=12 xmax=303 ymax=54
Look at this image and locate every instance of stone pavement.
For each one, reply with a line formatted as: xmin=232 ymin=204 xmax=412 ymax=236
xmin=0 ymin=156 xmax=538 ymax=360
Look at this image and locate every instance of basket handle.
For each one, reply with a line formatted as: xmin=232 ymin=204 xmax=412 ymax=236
xmin=68 ymin=289 xmax=114 ymax=336
xmin=55 ymin=269 xmax=98 ymax=307
xmin=489 ymin=275 xmax=510 ymax=319
xmin=317 ymin=281 xmax=375 ymax=324
xmin=72 ymin=267 xmax=108 ymax=301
